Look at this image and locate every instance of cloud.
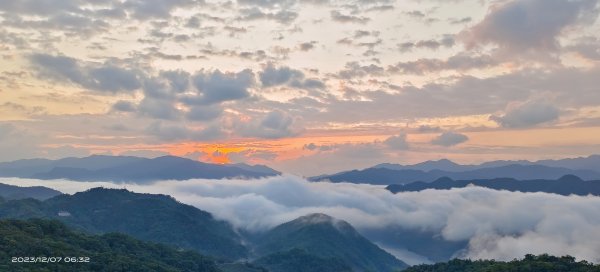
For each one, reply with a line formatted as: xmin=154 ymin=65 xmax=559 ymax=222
xmin=431 ymin=132 xmax=469 ymax=146
xmin=238 ymin=8 xmax=298 ymax=24
xmin=138 ymin=97 xmax=181 ymax=120
xmin=260 ymin=63 xmax=304 ymax=87
xmin=398 ymin=35 xmax=455 ymax=52
xmin=383 ymin=134 xmax=409 ymax=150
xmin=145 ymin=121 xmax=224 ymax=141
xmin=237 ymin=0 xmax=296 ymax=8
xmin=491 ymin=100 xmax=560 ymax=128
xmin=259 ymin=63 xmax=324 ymax=89
xmin=123 ymin=0 xmax=202 ymax=20
xmin=330 ymin=11 xmax=370 ymax=24
xmin=30 ymin=54 xmax=142 ymax=93
xmin=192 ymin=69 xmax=254 ymax=105
xmin=462 ymin=0 xmax=600 ymax=55
xmin=388 ymin=54 xmax=496 ymax=74
xmin=337 ymin=62 xmax=384 ymax=78
xmin=111 ymin=100 xmax=137 ymax=112
xmin=6 ymin=176 xmax=600 ymax=264
xmin=186 ymin=105 xmax=223 ymax=121
xmin=238 ymin=110 xmax=302 ymax=139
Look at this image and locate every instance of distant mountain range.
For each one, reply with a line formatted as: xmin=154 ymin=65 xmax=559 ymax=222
xmin=0 ymin=183 xmax=61 ymax=200
xmin=0 ymin=155 xmax=280 ymax=182
xmin=313 ymin=155 xmax=600 ymax=185
xmin=374 ymin=155 xmax=600 ymax=172
xmin=0 ymin=188 xmax=407 ymax=271
xmin=386 ymin=175 xmax=600 ymax=196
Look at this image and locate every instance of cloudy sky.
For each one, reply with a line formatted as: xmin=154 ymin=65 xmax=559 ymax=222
xmin=1 ymin=0 xmax=600 ymax=175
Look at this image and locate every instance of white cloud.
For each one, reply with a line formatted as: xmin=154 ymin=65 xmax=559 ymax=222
xmin=5 ymin=176 xmax=600 ymax=264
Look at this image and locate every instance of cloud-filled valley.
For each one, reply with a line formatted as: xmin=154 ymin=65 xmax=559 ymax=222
xmin=4 ymin=175 xmax=600 ymax=265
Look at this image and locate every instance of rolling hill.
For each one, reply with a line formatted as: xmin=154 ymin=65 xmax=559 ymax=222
xmin=0 ymin=188 xmax=248 ymax=260
xmin=0 ymin=218 xmax=221 ymax=272
xmin=253 ymin=213 xmax=408 ymax=272
xmin=0 ymin=183 xmax=62 ymax=200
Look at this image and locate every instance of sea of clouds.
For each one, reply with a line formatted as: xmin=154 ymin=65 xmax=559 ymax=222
xmin=2 ymin=175 xmax=600 ymax=265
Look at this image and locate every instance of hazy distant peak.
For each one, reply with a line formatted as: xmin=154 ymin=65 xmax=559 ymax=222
xmin=297 ymin=213 xmax=335 ymax=224
xmin=558 ymin=174 xmax=584 ymax=183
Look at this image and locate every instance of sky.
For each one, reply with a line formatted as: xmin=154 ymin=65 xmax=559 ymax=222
xmin=1 ymin=0 xmax=600 ymax=175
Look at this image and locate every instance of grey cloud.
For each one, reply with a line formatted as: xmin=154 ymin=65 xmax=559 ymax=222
xmin=431 ymin=132 xmax=469 ymax=147
xmin=298 ymin=41 xmax=317 ymax=51
xmin=398 ymin=35 xmax=455 ymax=52
xmin=260 ymin=63 xmax=325 ymax=90
xmin=238 ymin=110 xmax=302 ymax=139
xmin=388 ymin=54 xmax=496 ymax=75
xmin=123 ymin=0 xmax=201 ymax=20
xmin=146 ymin=121 xmax=224 ymax=141
xmin=337 ymin=61 xmax=385 ymax=78
xmin=566 ymin=36 xmax=600 ymax=61
xmin=448 ymin=17 xmax=471 ymax=25
xmin=238 ymin=8 xmax=298 ymax=24
xmin=330 ymin=11 xmax=370 ymax=24
xmin=138 ymin=97 xmax=181 ymax=120
xmin=111 ymin=100 xmax=137 ymax=112
xmin=30 ymin=54 xmax=141 ymax=93
xmin=160 ymin=70 xmax=191 ymax=93
xmin=462 ymin=0 xmax=599 ymax=54
xmin=383 ymin=134 xmax=409 ymax=150
xmin=491 ymin=101 xmax=560 ymax=128
xmin=237 ymin=0 xmax=296 ymax=8
xmin=303 ymin=143 xmax=335 ymax=151
xmin=186 ymin=105 xmax=223 ymax=121
xmin=260 ymin=63 xmax=304 ymax=87
xmin=192 ymin=69 xmax=254 ymax=105
xmin=417 ymin=125 xmax=442 ymax=133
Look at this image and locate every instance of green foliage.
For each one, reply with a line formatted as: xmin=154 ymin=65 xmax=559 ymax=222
xmin=0 ymin=218 xmax=221 ymax=272
xmin=0 ymin=188 xmax=247 ymax=260
xmin=254 ymin=214 xmax=407 ymax=272
xmin=404 ymin=254 xmax=600 ymax=272
xmin=254 ymin=248 xmax=353 ymax=272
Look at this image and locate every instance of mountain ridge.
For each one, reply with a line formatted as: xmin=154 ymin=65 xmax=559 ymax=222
xmin=0 ymin=155 xmax=280 ymax=183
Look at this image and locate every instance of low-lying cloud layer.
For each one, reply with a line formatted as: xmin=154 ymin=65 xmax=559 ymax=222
xmin=3 ymin=176 xmax=600 ymax=264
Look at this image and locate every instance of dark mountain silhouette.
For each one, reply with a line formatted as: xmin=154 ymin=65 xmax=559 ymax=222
xmin=0 ymin=155 xmax=145 ymax=177
xmin=0 ymin=218 xmax=221 ymax=272
xmin=0 ymin=188 xmax=248 ymax=260
xmin=374 ymin=155 xmax=600 ymax=172
xmin=386 ymin=175 xmax=600 ymax=196
xmin=314 ymin=164 xmax=600 ymax=185
xmin=0 ymin=155 xmax=280 ymax=182
xmin=0 ymin=183 xmax=61 ymax=200
xmin=253 ymin=213 xmax=408 ymax=272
